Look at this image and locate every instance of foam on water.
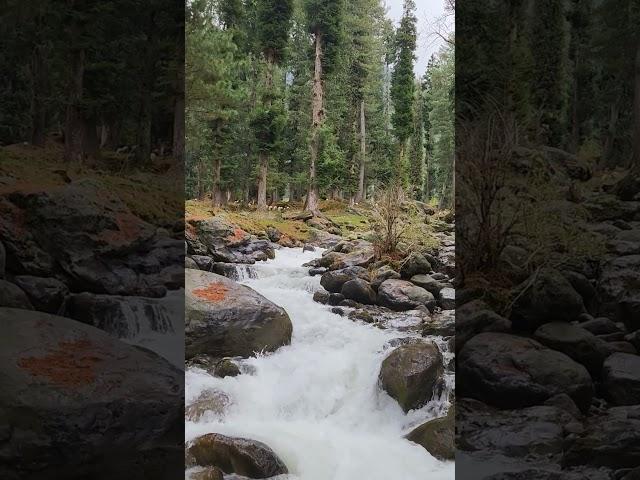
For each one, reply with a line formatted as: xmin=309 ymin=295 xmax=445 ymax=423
xmin=186 ymin=247 xmax=454 ymax=479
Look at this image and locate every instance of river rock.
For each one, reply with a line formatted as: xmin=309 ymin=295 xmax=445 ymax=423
xmin=13 ymin=275 xmax=69 ymax=313
xmin=456 ymin=300 xmax=511 ymax=352
xmin=400 ymin=252 xmax=432 ymax=278
xmin=214 ymin=358 xmax=241 ymax=378
xmin=580 ymin=316 xmax=621 ymax=335
xmin=320 ymin=266 xmax=369 ymax=293
xmin=328 ymin=293 xmax=346 ymax=306
xmin=185 ymin=389 xmax=230 ymax=421
xmin=312 ymin=290 xmax=330 ymax=304
xmin=422 ymin=309 xmax=455 ymax=336
xmin=186 ymin=257 xmax=200 ymax=269
xmin=533 ymin=322 xmax=609 ymax=375
xmin=0 ymin=279 xmax=34 ymax=310
xmin=377 ymin=279 xmax=436 ymax=311
xmin=371 ymin=265 xmax=401 ymax=290
xmin=410 ymin=274 xmax=445 ymax=296
xmin=497 ymin=245 xmax=529 ymax=282
xmin=602 ymin=353 xmax=640 ymax=405
xmin=564 ymin=405 xmax=640 ymax=468
xmin=438 ymin=287 xmax=455 ymax=310
xmin=406 ymin=407 xmax=454 ymax=460
xmin=187 ymin=433 xmax=288 ymax=478
xmin=186 ymin=270 xmax=292 ymax=359
xmin=458 ymin=333 xmax=593 ymax=412
xmin=510 ymin=268 xmax=584 ymax=331
xmin=379 ymin=340 xmax=443 ymax=412
xmin=341 ymin=278 xmax=376 ymax=305
xmin=192 ymin=255 xmax=215 ymax=271
xmin=598 ymin=255 xmax=640 ymax=325
xmin=190 ymin=466 xmax=224 ymax=480
xmin=0 ymin=308 xmax=183 ymax=480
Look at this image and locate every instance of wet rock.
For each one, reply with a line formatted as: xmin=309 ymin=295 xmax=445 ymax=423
xmin=379 ymin=340 xmax=443 ymax=412
xmin=0 ymin=308 xmax=183 ymax=480
xmin=312 ymin=290 xmax=330 ymax=304
xmin=13 ymin=275 xmax=69 ymax=314
xmin=341 ymin=278 xmax=376 ymax=305
xmin=214 ymin=358 xmax=241 ymax=378
xmin=602 ymin=353 xmax=640 ymax=405
xmin=186 ymin=257 xmax=199 ymax=270
xmin=564 ymin=405 xmax=640 ymax=468
xmin=308 ymin=267 xmax=327 ymax=276
xmin=370 ymin=265 xmax=401 ymax=290
xmin=348 ymin=309 xmax=375 ymax=323
xmin=533 ymin=322 xmax=609 ymax=376
xmin=0 ymin=279 xmax=34 ymax=310
xmin=399 ymin=252 xmax=432 ymax=278
xmin=187 ymin=433 xmax=288 ymax=478
xmin=455 ymin=300 xmax=511 ymax=352
xmin=406 ymin=407 xmax=454 ymax=460
xmin=377 ymin=279 xmax=436 ymax=312
xmin=302 ymin=244 xmax=315 ymax=252
xmin=192 ymin=255 xmax=216 ymax=271
xmin=186 ymin=270 xmax=292 ymax=359
xmin=422 ymin=309 xmax=455 ymax=336
xmin=185 ymin=390 xmax=230 ymax=421
xmin=458 ymin=333 xmax=593 ymax=412
xmin=331 ymin=307 xmax=345 ymax=316
xmin=190 ymin=466 xmax=224 ymax=480
xmin=438 ymin=287 xmax=455 ymax=310
xmin=328 ymin=293 xmax=345 ymax=306
xmin=320 ymin=266 xmax=369 ymax=293
xmin=410 ymin=274 xmax=446 ymax=296
xmin=580 ymin=317 xmax=621 ymax=335
xmin=511 ymin=268 xmax=584 ymax=331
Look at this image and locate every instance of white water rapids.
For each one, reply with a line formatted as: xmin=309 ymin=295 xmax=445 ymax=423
xmin=186 ymin=247 xmax=454 ymax=479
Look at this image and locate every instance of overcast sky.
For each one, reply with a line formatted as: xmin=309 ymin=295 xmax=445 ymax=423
xmin=384 ymin=0 xmax=453 ymax=76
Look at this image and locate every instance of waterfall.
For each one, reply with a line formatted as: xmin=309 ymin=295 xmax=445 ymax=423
xmin=186 ymin=248 xmax=454 ymax=479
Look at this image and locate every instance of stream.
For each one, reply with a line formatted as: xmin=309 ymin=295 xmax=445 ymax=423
xmin=185 ymin=247 xmax=454 ymax=479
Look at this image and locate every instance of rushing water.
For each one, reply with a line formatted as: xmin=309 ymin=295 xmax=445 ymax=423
xmin=186 ymin=247 xmax=454 ymax=480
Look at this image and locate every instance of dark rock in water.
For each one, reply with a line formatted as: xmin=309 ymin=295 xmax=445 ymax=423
xmin=320 ymin=266 xmax=369 ymax=293
xmin=511 ymin=268 xmax=584 ymax=331
xmin=0 ymin=308 xmax=183 ymax=480
xmin=185 ymin=270 xmax=292 ymax=359
xmin=13 ymin=275 xmax=68 ymax=314
xmin=185 ymin=389 xmax=230 ymax=421
xmin=214 ymin=358 xmax=241 ymax=378
xmin=331 ymin=307 xmax=345 ymax=316
xmin=312 ymin=290 xmax=330 ymax=304
xmin=602 ymin=353 xmax=640 ymax=405
xmin=341 ymin=278 xmax=376 ymax=305
xmin=458 ymin=333 xmax=593 ymax=412
xmin=399 ymin=252 xmax=432 ymax=278
xmin=348 ymin=309 xmax=375 ymax=323
xmin=410 ymin=274 xmax=445 ymax=296
xmin=328 ymin=293 xmax=345 ymax=306
xmin=406 ymin=407 xmax=454 ymax=460
xmin=370 ymin=266 xmax=401 ymax=291
xmin=564 ymin=404 xmax=640 ymax=468
xmin=0 ymin=279 xmax=34 ymax=310
xmin=455 ymin=300 xmax=511 ymax=352
xmin=377 ymin=279 xmax=436 ymax=311
xmin=533 ymin=322 xmax=609 ymax=376
xmin=303 ymin=244 xmax=315 ymax=252
xmin=422 ymin=310 xmax=455 ymax=337
xmin=186 ymin=257 xmax=200 ymax=270
xmin=338 ymin=299 xmax=361 ymax=308
xmin=379 ymin=340 xmax=443 ymax=412
xmin=187 ymin=433 xmax=288 ymax=478
xmin=309 ymin=267 xmax=327 ymax=276
xmin=192 ymin=255 xmax=216 ymax=271
xmin=211 ymin=262 xmax=240 ymax=279
xmin=438 ymin=287 xmax=455 ymax=310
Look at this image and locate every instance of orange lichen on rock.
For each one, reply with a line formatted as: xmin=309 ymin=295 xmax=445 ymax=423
xmin=193 ymin=282 xmax=229 ymax=302
xmin=18 ymin=338 xmax=104 ymax=388
xmin=97 ymin=212 xmax=143 ymax=245
xmin=227 ymin=227 xmax=247 ymax=243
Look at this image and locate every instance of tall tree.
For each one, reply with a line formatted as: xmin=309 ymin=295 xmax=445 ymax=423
xmin=303 ymin=0 xmax=345 ymax=215
xmin=390 ymin=0 xmax=417 ymax=183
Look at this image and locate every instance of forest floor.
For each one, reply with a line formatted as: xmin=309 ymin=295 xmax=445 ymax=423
xmin=0 ymin=142 xmax=182 ymax=227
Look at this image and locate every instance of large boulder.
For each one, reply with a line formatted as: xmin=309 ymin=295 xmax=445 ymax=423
xmin=0 ymin=308 xmax=183 ymax=480
xmin=597 ymin=255 xmax=640 ymax=325
xmin=320 ymin=266 xmax=369 ymax=293
xmin=370 ymin=265 xmax=401 ymax=290
xmin=602 ymin=353 xmax=640 ymax=405
xmin=0 ymin=279 xmax=33 ymax=310
xmin=187 ymin=433 xmax=288 ymax=478
xmin=379 ymin=340 xmax=443 ymax=412
xmin=410 ymin=274 xmax=446 ymax=296
xmin=510 ymin=268 xmax=584 ymax=331
xmin=341 ymin=278 xmax=376 ymax=305
xmin=186 ymin=270 xmax=292 ymax=359
xmin=533 ymin=322 xmax=609 ymax=376
xmin=400 ymin=252 xmax=432 ymax=278
xmin=377 ymin=279 xmax=436 ymax=311
xmin=458 ymin=333 xmax=593 ymax=412
xmin=406 ymin=407 xmax=454 ymax=460
xmin=13 ymin=275 xmax=69 ymax=313
xmin=456 ymin=300 xmax=511 ymax=352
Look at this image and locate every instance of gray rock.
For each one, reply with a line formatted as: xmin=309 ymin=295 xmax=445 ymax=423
xmin=192 ymin=255 xmax=215 ymax=271
xmin=455 ymin=300 xmax=511 ymax=352
xmin=186 ymin=257 xmax=199 ymax=270
xmin=458 ymin=333 xmax=593 ymax=412
xmin=320 ymin=266 xmax=369 ymax=293
xmin=378 ymin=279 xmax=436 ymax=311
xmin=0 ymin=279 xmax=33 ymax=310
xmin=406 ymin=407 xmax=454 ymax=460
xmin=370 ymin=265 xmax=401 ymax=290
xmin=580 ymin=317 xmax=621 ymax=335
xmin=379 ymin=340 xmax=443 ymax=412
xmin=410 ymin=274 xmax=446 ymax=296
xmin=214 ymin=358 xmax=241 ymax=378
xmin=341 ymin=278 xmax=376 ymax=305
xmin=438 ymin=287 xmax=455 ymax=310
xmin=13 ymin=275 xmax=69 ymax=313
xmin=400 ymin=252 xmax=432 ymax=278
xmin=0 ymin=240 xmax=5 ymax=278
xmin=186 ymin=270 xmax=292 ymax=359
xmin=312 ymin=290 xmax=330 ymax=304
xmin=602 ymin=353 xmax=640 ymax=405
xmin=328 ymin=293 xmax=345 ymax=306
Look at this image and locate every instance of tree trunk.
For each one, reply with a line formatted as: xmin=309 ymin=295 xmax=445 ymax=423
xmin=64 ymin=48 xmax=85 ymax=163
xmin=82 ymin=115 xmax=99 ymax=165
xmin=136 ymin=87 xmax=152 ymax=166
xmin=30 ymin=45 xmax=47 ymax=147
xmin=396 ymin=141 xmax=406 ymax=185
xmin=304 ymin=32 xmax=323 ymax=215
xmin=355 ymin=99 xmax=366 ymax=203
xmin=212 ymin=157 xmax=223 ymax=207
xmin=257 ymin=55 xmax=275 ymax=210
xmin=173 ymin=36 xmax=185 ymax=163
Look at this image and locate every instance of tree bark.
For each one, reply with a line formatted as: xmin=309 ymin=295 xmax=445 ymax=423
xmin=212 ymin=157 xmax=223 ymax=207
xmin=355 ymin=99 xmax=366 ymax=203
xmin=64 ymin=48 xmax=85 ymax=163
xmin=30 ymin=45 xmax=47 ymax=147
xmin=304 ymin=32 xmax=324 ymax=216
xmin=173 ymin=31 xmax=185 ymax=164
xmin=257 ymin=54 xmax=275 ymax=210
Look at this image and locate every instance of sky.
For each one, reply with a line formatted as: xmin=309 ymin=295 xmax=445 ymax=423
xmin=385 ymin=0 xmax=453 ymax=76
